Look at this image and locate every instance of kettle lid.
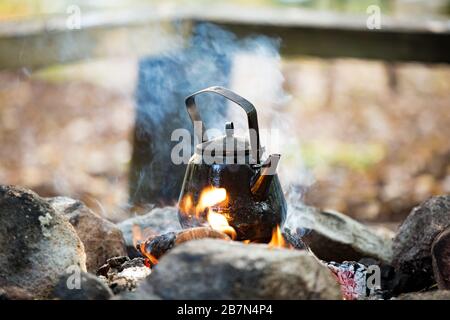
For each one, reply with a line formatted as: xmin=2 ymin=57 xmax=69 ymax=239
xmin=195 ymin=122 xmax=256 ymax=160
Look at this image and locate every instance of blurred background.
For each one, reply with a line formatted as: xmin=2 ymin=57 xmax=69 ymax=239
xmin=0 ymin=0 xmax=449 ymax=227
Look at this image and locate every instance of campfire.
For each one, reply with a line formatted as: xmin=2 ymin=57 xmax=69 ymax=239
xmin=1 ymin=84 xmax=448 ymax=302
xmin=137 ymin=183 xmax=291 ymax=267
xmin=135 ymin=87 xmax=292 ymax=267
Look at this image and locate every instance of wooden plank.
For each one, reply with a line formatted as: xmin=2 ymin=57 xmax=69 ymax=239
xmin=0 ymin=5 xmax=449 ymax=70
xmin=0 ymin=10 xmax=188 ymax=70
xmin=187 ymin=5 xmax=450 ymax=63
xmin=211 ymin=22 xmax=450 ymax=63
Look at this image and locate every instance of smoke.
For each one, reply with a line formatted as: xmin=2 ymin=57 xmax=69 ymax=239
xmin=131 ymin=23 xmax=237 ymax=204
xmin=132 ymin=22 xmax=313 ymax=206
xmin=226 ymin=32 xmax=314 ymax=200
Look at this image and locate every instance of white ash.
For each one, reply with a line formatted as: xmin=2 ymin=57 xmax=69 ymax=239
xmin=97 ymin=257 xmax=151 ymax=294
xmin=117 ymin=266 xmax=151 ymax=281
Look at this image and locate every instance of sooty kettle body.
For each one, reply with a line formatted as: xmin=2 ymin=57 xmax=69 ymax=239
xmin=177 ymin=86 xmax=287 ymax=242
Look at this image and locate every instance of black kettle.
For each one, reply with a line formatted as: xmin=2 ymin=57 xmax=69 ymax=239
xmin=177 ymin=86 xmax=287 ymax=242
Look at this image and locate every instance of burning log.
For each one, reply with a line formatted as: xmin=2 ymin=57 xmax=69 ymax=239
xmin=117 ymin=207 xmax=181 ymax=258
xmin=175 ymin=227 xmax=231 ymax=243
xmin=137 ymin=227 xmax=231 ymax=265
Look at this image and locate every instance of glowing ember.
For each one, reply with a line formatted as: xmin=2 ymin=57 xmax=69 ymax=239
xmin=139 ymin=242 xmax=159 ymax=267
xmin=134 ymin=224 xmax=160 ymax=267
xmin=268 ymin=225 xmax=290 ymax=248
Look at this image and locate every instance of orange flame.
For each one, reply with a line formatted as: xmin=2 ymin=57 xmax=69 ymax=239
xmin=207 ymin=210 xmax=237 ymax=240
xmin=198 ymin=187 xmax=227 ymax=209
xmin=180 ymin=187 xmax=226 ymax=218
xmin=139 ymin=242 xmax=159 ymax=267
xmin=180 ymin=187 xmax=237 ymax=240
xmin=268 ymin=225 xmax=290 ymax=248
xmin=133 ymin=224 xmax=159 ymax=267
xmin=179 ymin=194 xmax=193 ymax=216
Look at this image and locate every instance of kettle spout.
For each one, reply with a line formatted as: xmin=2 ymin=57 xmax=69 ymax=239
xmin=251 ymin=154 xmax=281 ymax=199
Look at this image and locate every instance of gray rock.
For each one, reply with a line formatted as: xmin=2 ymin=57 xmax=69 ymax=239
xmin=432 ymin=226 xmax=450 ymax=290
xmin=48 ymin=197 xmax=127 ymax=273
xmin=0 ymin=286 xmax=33 ymax=300
xmin=282 ymin=204 xmax=393 ymax=264
xmin=0 ymin=185 xmax=86 ymax=299
xmin=395 ymin=290 xmax=450 ymax=300
xmin=52 ymin=272 xmax=113 ymax=300
xmin=117 ymin=207 xmax=181 ymax=250
xmin=97 ymin=257 xmax=151 ymax=294
xmin=132 ymin=239 xmax=341 ymax=300
xmin=114 ymin=288 xmax=161 ymax=300
xmin=392 ymin=195 xmax=450 ymax=291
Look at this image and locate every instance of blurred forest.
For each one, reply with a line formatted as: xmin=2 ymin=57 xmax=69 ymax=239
xmin=0 ymin=0 xmax=449 ymax=224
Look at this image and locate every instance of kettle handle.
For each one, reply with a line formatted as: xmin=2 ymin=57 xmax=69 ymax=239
xmin=185 ymin=86 xmax=261 ymax=164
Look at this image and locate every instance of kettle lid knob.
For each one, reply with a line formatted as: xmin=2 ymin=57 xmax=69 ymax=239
xmin=225 ymin=122 xmax=234 ymax=138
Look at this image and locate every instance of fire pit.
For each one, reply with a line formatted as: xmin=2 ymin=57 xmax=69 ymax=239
xmin=137 ymin=86 xmax=290 ymax=264
xmin=1 ymin=88 xmax=449 ymax=301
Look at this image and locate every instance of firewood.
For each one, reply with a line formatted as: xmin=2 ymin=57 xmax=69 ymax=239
xmin=175 ymin=227 xmax=230 ymax=244
xmin=137 ymin=227 xmax=230 ymax=261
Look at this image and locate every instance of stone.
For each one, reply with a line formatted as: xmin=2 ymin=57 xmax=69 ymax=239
xmin=97 ymin=256 xmax=130 ymax=277
xmin=395 ymin=290 xmax=450 ymax=300
xmin=52 ymin=272 xmax=113 ymax=300
xmin=117 ymin=207 xmax=181 ymax=256
xmin=115 ymin=288 xmax=161 ymax=300
xmin=106 ymin=256 xmax=130 ymax=269
xmin=282 ymin=204 xmax=393 ymax=264
xmin=48 ymin=197 xmax=127 ymax=273
xmin=97 ymin=257 xmax=151 ymax=294
xmin=0 ymin=185 xmax=86 ymax=299
xmin=133 ymin=239 xmax=341 ymax=300
xmin=0 ymin=286 xmax=33 ymax=300
xmin=431 ymin=227 xmax=450 ymax=290
xmin=367 ymin=222 xmax=397 ymax=240
xmin=392 ymin=195 xmax=450 ymax=292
